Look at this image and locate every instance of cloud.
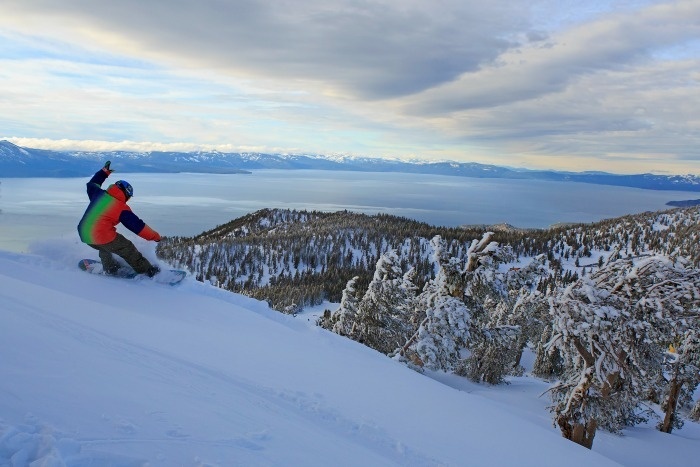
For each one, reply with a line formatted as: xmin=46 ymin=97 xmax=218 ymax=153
xmin=402 ymin=0 xmax=700 ymax=114
xmin=415 ymin=55 xmax=700 ymax=171
xmin=2 ymin=137 xmax=290 ymax=154
xmin=0 ymin=0 xmax=699 ymax=174
xmin=0 ymin=0 xmax=531 ymax=99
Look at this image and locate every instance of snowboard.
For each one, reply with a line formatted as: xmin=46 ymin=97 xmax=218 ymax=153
xmin=78 ymin=259 xmax=187 ymax=286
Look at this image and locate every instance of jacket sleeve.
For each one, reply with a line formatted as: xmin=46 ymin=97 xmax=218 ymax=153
xmin=86 ymin=168 xmax=109 ymax=201
xmin=138 ymin=224 xmax=162 ymax=242
xmin=119 ymin=210 xmax=161 ymax=241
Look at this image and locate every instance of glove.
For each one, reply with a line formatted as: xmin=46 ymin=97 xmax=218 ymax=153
xmin=139 ymin=225 xmax=161 ymax=242
xmin=102 ymin=161 xmax=114 ymax=175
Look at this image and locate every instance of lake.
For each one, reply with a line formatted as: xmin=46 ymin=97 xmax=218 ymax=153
xmin=0 ymin=169 xmax=695 ymax=253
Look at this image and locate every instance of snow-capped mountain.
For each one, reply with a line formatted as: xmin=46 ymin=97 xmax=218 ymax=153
xmin=2 ymin=139 xmax=700 ymax=191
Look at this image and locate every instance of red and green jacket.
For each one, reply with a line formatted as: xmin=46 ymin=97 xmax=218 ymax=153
xmin=77 ymin=169 xmax=160 ymax=245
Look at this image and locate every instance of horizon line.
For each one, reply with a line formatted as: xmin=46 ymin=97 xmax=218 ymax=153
xmin=2 ymin=137 xmax=698 ymax=178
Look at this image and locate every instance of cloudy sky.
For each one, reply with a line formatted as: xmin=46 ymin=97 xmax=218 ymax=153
xmin=1 ymin=0 xmax=699 ymax=174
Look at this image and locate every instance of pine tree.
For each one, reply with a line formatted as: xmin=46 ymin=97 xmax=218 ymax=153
xmin=324 ymin=276 xmax=361 ymax=336
xmin=457 ymin=237 xmax=532 ymax=384
xmin=354 ymin=250 xmax=416 ymax=355
xmin=690 ymin=399 xmax=700 ymax=422
xmin=532 ymin=323 xmax=564 ymax=380
xmin=409 ymin=269 xmax=472 ymax=371
xmin=402 ymin=236 xmax=471 ymax=371
xmin=500 ymin=255 xmax=551 ymax=373
xmin=547 ymin=255 xmax=700 ymax=449
xmin=464 ymin=279 xmax=549 ymax=384
xmin=460 ymin=302 xmax=520 ymax=384
xmin=658 ymin=329 xmax=700 ymax=433
xmin=402 ymin=233 xmax=512 ymax=376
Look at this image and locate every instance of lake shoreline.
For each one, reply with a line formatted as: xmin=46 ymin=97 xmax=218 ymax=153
xmin=2 ymin=170 xmax=697 ymax=252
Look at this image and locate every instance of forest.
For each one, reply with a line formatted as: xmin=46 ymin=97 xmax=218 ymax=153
xmin=157 ymin=206 xmax=700 ymax=312
xmin=156 ymin=206 xmax=700 ymax=449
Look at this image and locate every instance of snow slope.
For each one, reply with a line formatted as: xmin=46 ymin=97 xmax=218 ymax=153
xmin=1 ymin=239 xmax=697 ymax=466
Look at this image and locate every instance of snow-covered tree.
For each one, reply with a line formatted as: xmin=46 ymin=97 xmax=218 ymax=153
xmin=458 ymin=251 xmax=547 ymax=384
xmin=658 ymin=329 xmax=700 ymax=433
xmin=354 ymin=250 xmax=416 ymax=355
xmin=500 ymin=256 xmax=551 ymax=372
xmin=463 ymin=284 xmax=549 ymax=384
xmin=532 ymin=323 xmax=564 ymax=380
xmin=401 ymin=234 xmax=514 ymax=377
xmin=459 ymin=305 xmax=520 ymax=384
xmin=318 ymin=276 xmax=360 ymax=334
xmin=547 ymin=255 xmax=700 ymax=449
xmin=332 ymin=276 xmax=362 ymax=336
xmin=403 ymin=237 xmax=471 ymax=371
xmin=504 ymin=254 xmax=549 ymax=292
xmin=690 ymin=399 xmax=700 ymax=422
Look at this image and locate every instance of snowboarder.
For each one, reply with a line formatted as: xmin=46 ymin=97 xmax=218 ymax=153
xmin=78 ymin=161 xmax=161 ymax=277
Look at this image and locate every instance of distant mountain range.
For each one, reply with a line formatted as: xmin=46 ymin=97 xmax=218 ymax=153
xmin=2 ymin=140 xmax=699 ymax=192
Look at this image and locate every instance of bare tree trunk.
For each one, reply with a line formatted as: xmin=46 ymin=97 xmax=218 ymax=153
xmin=556 ymin=343 xmax=602 ymax=449
xmin=557 ymin=417 xmax=597 ymax=449
xmin=556 ymin=366 xmax=599 ymax=449
xmin=398 ymin=316 xmax=428 ymax=357
xmin=466 ymin=232 xmax=493 ymax=273
xmin=513 ymin=348 xmax=523 ymax=369
xmin=572 ymin=420 xmax=597 ymax=449
xmin=660 ymin=378 xmax=682 ymax=433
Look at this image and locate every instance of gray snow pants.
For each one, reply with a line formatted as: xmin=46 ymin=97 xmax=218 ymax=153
xmin=89 ymin=233 xmax=153 ymax=275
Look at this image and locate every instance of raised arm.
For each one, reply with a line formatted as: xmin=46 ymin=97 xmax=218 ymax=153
xmin=85 ymin=161 xmax=113 ymax=200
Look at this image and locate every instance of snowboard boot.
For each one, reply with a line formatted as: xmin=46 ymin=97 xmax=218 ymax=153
xmin=145 ymin=265 xmax=161 ymax=278
xmin=99 ymin=251 xmax=121 ymax=276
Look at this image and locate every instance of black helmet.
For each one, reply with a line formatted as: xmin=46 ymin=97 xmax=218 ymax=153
xmin=115 ymin=180 xmax=133 ymax=199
